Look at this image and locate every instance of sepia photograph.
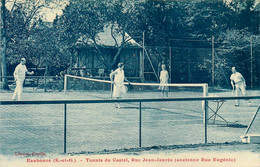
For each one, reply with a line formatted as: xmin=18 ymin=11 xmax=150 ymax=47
xmin=0 ymin=0 xmax=260 ymax=166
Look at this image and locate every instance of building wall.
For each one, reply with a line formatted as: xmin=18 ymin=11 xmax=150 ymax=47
xmin=75 ymin=47 xmax=141 ymax=78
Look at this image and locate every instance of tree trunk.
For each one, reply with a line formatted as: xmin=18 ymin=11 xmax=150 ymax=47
xmin=111 ymin=43 xmax=125 ymax=69
xmin=0 ymin=0 xmax=9 ymax=90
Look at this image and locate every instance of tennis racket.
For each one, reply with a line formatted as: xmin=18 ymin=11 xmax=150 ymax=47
xmin=120 ymin=85 xmax=128 ymax=93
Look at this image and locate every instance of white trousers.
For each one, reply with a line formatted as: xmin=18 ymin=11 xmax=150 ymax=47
xmin=235 ymin=82 xmax=248 ymax=105
xmin=12 ymin=80 xmax=24 ymax=100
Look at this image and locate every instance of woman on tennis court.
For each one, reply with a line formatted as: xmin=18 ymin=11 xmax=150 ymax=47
xmin=158 ymin=64 xmax=169 ymax=97
xmin=110 ymin=62 xmax=130 ymax=108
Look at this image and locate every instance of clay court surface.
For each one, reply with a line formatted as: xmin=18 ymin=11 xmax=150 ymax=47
xmin=0 ymin=89 xmax=259 ymax=157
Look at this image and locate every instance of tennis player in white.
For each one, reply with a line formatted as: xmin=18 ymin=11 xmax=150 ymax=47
xmin=12 ymin=58 xmax=34 ymax=100
xmin=110 ymin=62 xmax=130 ymax=108
xmin=158 ymin=64 xmax=169 ymax=97
xmin=230 ymin=67 xmax=250 ymax=106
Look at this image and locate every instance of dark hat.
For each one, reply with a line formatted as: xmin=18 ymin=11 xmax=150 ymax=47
xmin=118 ymin=62 xmax=124 ymax=67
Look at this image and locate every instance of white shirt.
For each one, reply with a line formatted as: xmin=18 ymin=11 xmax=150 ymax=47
xmin=230 ymin=72 xmax=243 ymax=83
xmin=14 ymin=63 xmax=28 ymax=81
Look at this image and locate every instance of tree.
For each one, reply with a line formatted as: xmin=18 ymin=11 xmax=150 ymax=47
xmin=104 ymin=0 xmax=145 ymax=69
xmin=4 ymin=0 xmax=68 ymax=75
xmin=215 ymin=28 xmax=260 ymax=86
xmin=29 ymin=19 xmax=71 ymax=75
xmin=54 ymin=0 xmax=145 ymax=70
xmin=228 ymin=0 xmax=258 ymax=33
xmin=2 ymin=0 xmax=258 ymax=87
xmin=54 ymin=0 xmax=106 ymax=69
xmin=0 ymin=0 xmax=8 ymax=89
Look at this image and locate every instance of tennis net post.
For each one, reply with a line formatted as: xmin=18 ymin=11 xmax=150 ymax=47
xmin=64 ymin=74 xmax=68 ymax=93
xmin=202 ymin=84 xmax=209 ymax=143
xmin=202 ymin=84 xmax=209 ymax=125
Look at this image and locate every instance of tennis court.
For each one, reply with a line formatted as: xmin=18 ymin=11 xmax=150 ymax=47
xmin=0 ymin=88 xmax=260 ymax=156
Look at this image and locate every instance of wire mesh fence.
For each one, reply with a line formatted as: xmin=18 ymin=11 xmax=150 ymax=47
xmin=0 ymin=96 xmax=259 ymax=156
xmin=207 ymin=99 xmax=260 ymax=143
xmin=66 ymin=103 xmax=140 ymax=153
xmin=142 ymin=43 xmax=260 ymax=88
xmin=0 ymin=104 xmax=64 ymax=155
xmin=140 ymin=100 xmax=205 ymax=147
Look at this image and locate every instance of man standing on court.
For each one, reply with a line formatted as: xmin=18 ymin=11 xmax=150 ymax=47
xmin=230 ymin=67 xmax=250 ymax=106
xmin=12 ymin=58 xmax=34 ymax=100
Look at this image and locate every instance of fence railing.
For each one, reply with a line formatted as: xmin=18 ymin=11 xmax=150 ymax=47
xmin=0 ymin=96 xmax=259 ymax=154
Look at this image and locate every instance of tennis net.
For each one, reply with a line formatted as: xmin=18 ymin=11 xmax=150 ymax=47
xmin=64 ymin=74 xmax=208 ymax=99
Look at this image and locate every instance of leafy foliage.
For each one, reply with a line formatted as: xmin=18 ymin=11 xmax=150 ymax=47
xmin=2 ymin=0 xmax=259 ymax=86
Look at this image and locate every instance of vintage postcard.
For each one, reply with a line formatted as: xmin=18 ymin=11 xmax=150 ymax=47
xmin=0 ymin=0 xmax=259 ymax=166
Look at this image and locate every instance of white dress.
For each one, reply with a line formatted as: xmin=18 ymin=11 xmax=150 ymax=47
xmin=113 ymin=68 xmax=126 ymax=98
xmin=158 ymin=70 xmax=169 ymax=91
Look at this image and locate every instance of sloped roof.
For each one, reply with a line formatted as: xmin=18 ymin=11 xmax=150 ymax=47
xmin=254 ymin=3 xmax=260 ymax=11
xmin=76 ymin=24 xmax=141 ymax=48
